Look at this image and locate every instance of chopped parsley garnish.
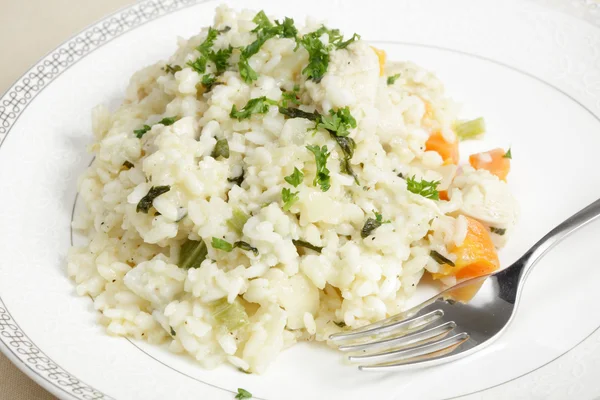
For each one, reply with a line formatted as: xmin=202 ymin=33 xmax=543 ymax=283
xmin=197 ymin=27 xmax=219 ymax=53
xmin=278 ymin=107 xmax=319 ymax=120
xmin=169 ymin=326 xmax=176 ymax=336
xmin=122 ymin=161 xmax=135 ymax=169
xmin=188 ymin=27 xmax=231 ymax=75
xmin=281 ymin=85 xmax=300 ymax=107
xmin=201 ymin=73 xmax=219 ymax=91
xmin=318 ymin=107 xmax=357 ymax=137
xmin=251 ymin=10 xmax=272 ymax=30
xmin=178 ymin=239 xmax=208 ymax=269
xmin=334 ymin=321 xmax=346 ymax=328
xmin=406 ymin=176 xmax=440 ymax=200
xmin=212 ymin=46 xmax=233 ymax=74
xmin=230 ymin=96 xmax=277 ymax=120
xmin=387 ymin=73 xmax=401 ymax=85
xmin=211 ymin=238 xmax=259 ymax=256
xmin=281 ymin=188 xmax=300 ymax=211
xmin=284 ymin=167 xmax=304 ymax=187
xmin=136 ymin=185 xmax=170 ymax=213
xmin=490 ymin=227 xmax=506 ymax=235
xmin=297 ymin=27 xmax=360 ymax=82
xmin=361 ymin=212 xmax=390 ymax=238
xmin=211 ymin=138 xmax=230 ymax=159
xmin=235 ymin=388 xmax=252 ymax=399
xmin=275 ymin=17 xmax=298 ymax=38
xmin=306 ymin=145 xmax=331 ymax=191
xmin=134 ymin=116 xmax=179 ymax=139
xmin=503 ymin=148 xmax=512 ymax=159
xmin=292 ymin=239 xmax=323 ymax=253
xmin=164 ymin=64 xmax=182 ymax=74
xmin=430 ymin=250 xmax=455 ymax=267
xmin=187 ymin=57 xmax=208 ymax=74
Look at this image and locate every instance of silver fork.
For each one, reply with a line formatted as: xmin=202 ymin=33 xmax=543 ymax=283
xmin=329 ymin=198 xmax=600 ymax=371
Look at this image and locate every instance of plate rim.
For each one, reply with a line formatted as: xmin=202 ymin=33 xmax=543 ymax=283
xmin=1 ymin=1 xmax=599 ymax=399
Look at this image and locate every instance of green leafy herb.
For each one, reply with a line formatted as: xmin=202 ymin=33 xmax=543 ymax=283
xmin=133 ymin=125 xmax=151 ymax=138
xmin=306 ymin=145 xmax=331 ymax=191
xmin=235 ymin=388 xmax=253 ymax=400
xmin=136 ymin=186 xmax=170 ymax=213
xmin=281 ymin=84 xmax=301 ymax=107
xmin=122 ymin=161 xmax=135 ymax=169
xmin=134 ymin=116 xmax=180 ymax=138
xmin=281 ymin=188 xmax=299 ymax=211
xmin=211 ymin=299 xmax=249 ymax=332
xmin=178 ymin=239 xmax=208 ymax=269
xmin=430 ymin=250 xmax=455 ymax=267
xmin=275 ymin=17 xmax=298 ymax=38
xmin=490 ymin=227 xmax=506 ymax=235
xmin=454 ymin=117 xmax=486 ymax=140
xmin=212 ymin=237 xmax=234 ymax=252
xmin=219 ymin=26 xmax=231 ymax=33
xmin=278 ymin=107 xmax=319 ymax=120
xmin=406 ymin=176 xmax=440 ymax=200
xmin=164 ymin=64 xmax=182 ymax=74
xmin=292 ymin=239 xmax=323 ymax=253
xmin=197 ymin=27 xmax=219 ymax=53
xmin=238 ymin=58 xmax=258 ymax=83
xmin=340 ymin=158 xmax=360 ymax=185
xmin=387 ymin=73 xmax=401 ymax=85
xmin=188 ymin=27 xmax=231 ymax=76
xmin=201 ymin=73 xmax=217 ymax=90
xmin=360 ymin=212 xmax=390 ymax=238
xmin=233 ymin=241 xmax=259 ymax=256
xmin=503 ymin=148 xmax=512 ymax=159
xmin=318 ymin=107 xmax=357 ymax=137
xmin=228 ymin=170 xmax=244 ymax=186
xmin=252 ymin=10 xmax=272 ymax=30
xmin=187 ymin=57 xmax=208 ymax=74
xmin=157 ymin=116 xmax=178 ymax=126
xmin=284 ymin=167 xmax=304 ymax=187
xmin=227 ymin=208 xmax=251 ymax=235
xmin=334 ymin=33 xmax=360 ymax=49
xmin=169 ymin=326 xmax=176 ymax=336
xmin=230 ymin=96 xmax=277 ymax=120
xmin=211 ymin=45 xmax=233 ymax=73
xmin=211 ymin=138 xmax=230 ymax=159
xmin=333 ymin=321 xmax=346 ymax=328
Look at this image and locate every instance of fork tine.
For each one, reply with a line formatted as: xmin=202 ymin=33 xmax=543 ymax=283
xmin=348 ymin=332 xmax=469 ymax=367
xmin=337 ymin=321 xmax=456 ymax=353
xmin=329 ymin=308 xmax=444 ymax=343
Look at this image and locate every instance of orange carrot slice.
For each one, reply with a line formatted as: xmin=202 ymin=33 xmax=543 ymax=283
xmin=425 ymin=131 xmax=459 ymax=165
xmin=433 ymin=217 xmax=500 ymax=280
xmin=469 ymin=148 xmax=511 ymax=181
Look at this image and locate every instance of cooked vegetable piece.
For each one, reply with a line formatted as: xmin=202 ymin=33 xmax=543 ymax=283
xmin=136 ymin=185 xmax=170 ymax=213
xmin=211 ymin=298 xmax=249 ymax=331
xmin=211 ymin=138 xmax=230 ymax=159
xmin=292 ymin=239 xmax=323 ymax=253
xmin=227 ymin=208 xmax=250 ymax=235
xmin=212 ymin=237 xmax=233 ymax=252
xmin=469 ymin=148 xmax=511 ymax=181
xmin=425 ymin=131 xmax=459 ymax=164
xmin=178 ymin=239 xmax=208 ymax=269
xmin=432 ymin=217 xmax=500 ymax=280
xmin=454 ymin=117 xmax=486 ymax=140
xmin=490 ymin=227 xmax=506 ymax=235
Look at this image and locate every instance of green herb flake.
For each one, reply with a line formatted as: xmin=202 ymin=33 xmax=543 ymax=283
xmin=169 ymin=326 xmax=176 ymax=336
xmin=228 ymin=170 xmax=244 ymax=187
xmin=279 ymin=107 xmax=319 ymax=121
xmin=133 ymin=125 xmax=151 ymax=139
xmin=281 ymin=84 xmax=300 ymax=108
xmin=187 ymin=57 xmax=208 ymax=74
xmin=284 ymin=167 xmax=304 ymax=187
xmin=335 ymin=33 xmax=360 ymax=49
xmin=235 ymin=388 xmax=253 ymax=400
xmin=178 ymin=239 xmax=208 ymax=269
xmin=387 ymin=73 xmax=401 ymax=85
xmin=233 ymin=241 xmax=259 ymax=256
xmin=252 ymin=10 xmax=272 ymax=31
xmin=122 ymin=161 xmax=135 ymax=169
xmin=503 ymin=147 xmax=512 ymax=159
xmin=360 ymin=212 xmax=390 ymax=239
xmin=306 ymin=145 xmax=331 ymax=192
xmin=281 ymin=188 xmax=300 ymax=211
xmin=211 ymin=138 xmax=230 ymax=159
xmin=212 ymin=237 xmax=234 ymax=252
xmin=201 ymin=73 xmax=217 ymax=89
xmin=406 ymin=176 xmax=440 ymax=200
xmin=230 ymin=96 xmax=277 ymax=120
xmin=292 ymin=239 xmax=323 ymax=253
xmin=318 ymin=107 xmax=357 ymax=137
xmin=158 ymin=116 xmax=178 ymax=126
xmin=164 ymin=64 xmax=182 ymax=74
xmin=211 ymin=45 xmax=233 ymax=74
xmin=238 ymin=57 xmax=258 ymax=83
xmin=334 ymin=321 xmax=346 ymax=328
xmin=297 ymin=28 xmax=330 ymax=82
xmin=275 ymin=17 xmax=298 ymax=38
xmin=197 ymin=27 xmax=219 ymax=53
xmin=136 ymin=185 xmax=170 ymax=213
xmin=490 ymin=227 xmax=507 ymax=235
xmin=430 ymin=250 xmax=455 ymax=267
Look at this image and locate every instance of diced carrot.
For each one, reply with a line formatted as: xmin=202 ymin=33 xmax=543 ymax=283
xmin=438 ymin=190 xmax=449 ymax=201
xmin=469 ymin=148 xmax=511 ymax=181
xmin=371 ymin=47 xmax=386 ymax=76
xmin=425 ymin=131 xmax=459 ymax=165
xmin=433 ymin=217 xmax=500 ymax=280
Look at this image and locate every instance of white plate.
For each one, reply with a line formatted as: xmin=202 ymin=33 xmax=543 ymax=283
xmin=2 ymin=0 xmax=600 ymax=399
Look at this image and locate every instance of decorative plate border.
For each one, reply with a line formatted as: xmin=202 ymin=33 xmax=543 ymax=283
xmin=0 ymin=0 xmax=599 ymax=399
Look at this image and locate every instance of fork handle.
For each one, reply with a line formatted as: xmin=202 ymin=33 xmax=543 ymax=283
xmin=498 ymin=197 xmax=600 ymax=302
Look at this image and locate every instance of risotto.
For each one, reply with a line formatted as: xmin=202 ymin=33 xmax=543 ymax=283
xmin=68 ymin=6 xmax=517 ymax=374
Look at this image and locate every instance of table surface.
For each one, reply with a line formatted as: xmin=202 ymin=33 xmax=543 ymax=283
xmin=0 ymin=3 xmax=132 ymax=400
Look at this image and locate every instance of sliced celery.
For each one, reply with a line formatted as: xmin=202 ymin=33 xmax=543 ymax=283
xmin=178 ymin=239 xmax=207 ymax=269
xmin=227 ymin=208 xmax=250 ymax=235
xmin=211 ymin=298 xmax=249 ymax=331
xmin=454 ymin=117 xmax=486 ymax=140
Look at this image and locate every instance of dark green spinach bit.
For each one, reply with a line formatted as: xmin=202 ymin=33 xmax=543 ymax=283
xmin=178 ymin=239 xmax=208 ymax=269
xmin=292 ymin=239 xmax=323 ymax=253
xmin=136 ymin=186 xmax=170 ymax=213
xmin=430 ymin=250 xmax=455 ymax=267
xmin=361 ymin=212 xmax=390 ymax=238
xmin=211 ymin=138 xmax=230 ymax=159
xmin=490 ymin=227 xmax=506 ymax=235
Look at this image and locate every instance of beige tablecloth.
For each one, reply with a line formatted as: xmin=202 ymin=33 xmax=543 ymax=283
xmin=0 ymin=3 xmax=132 ymax=400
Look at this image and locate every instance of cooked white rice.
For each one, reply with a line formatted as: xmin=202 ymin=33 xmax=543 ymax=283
xmin=68 ymin=6 xmax=517 ymax=373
